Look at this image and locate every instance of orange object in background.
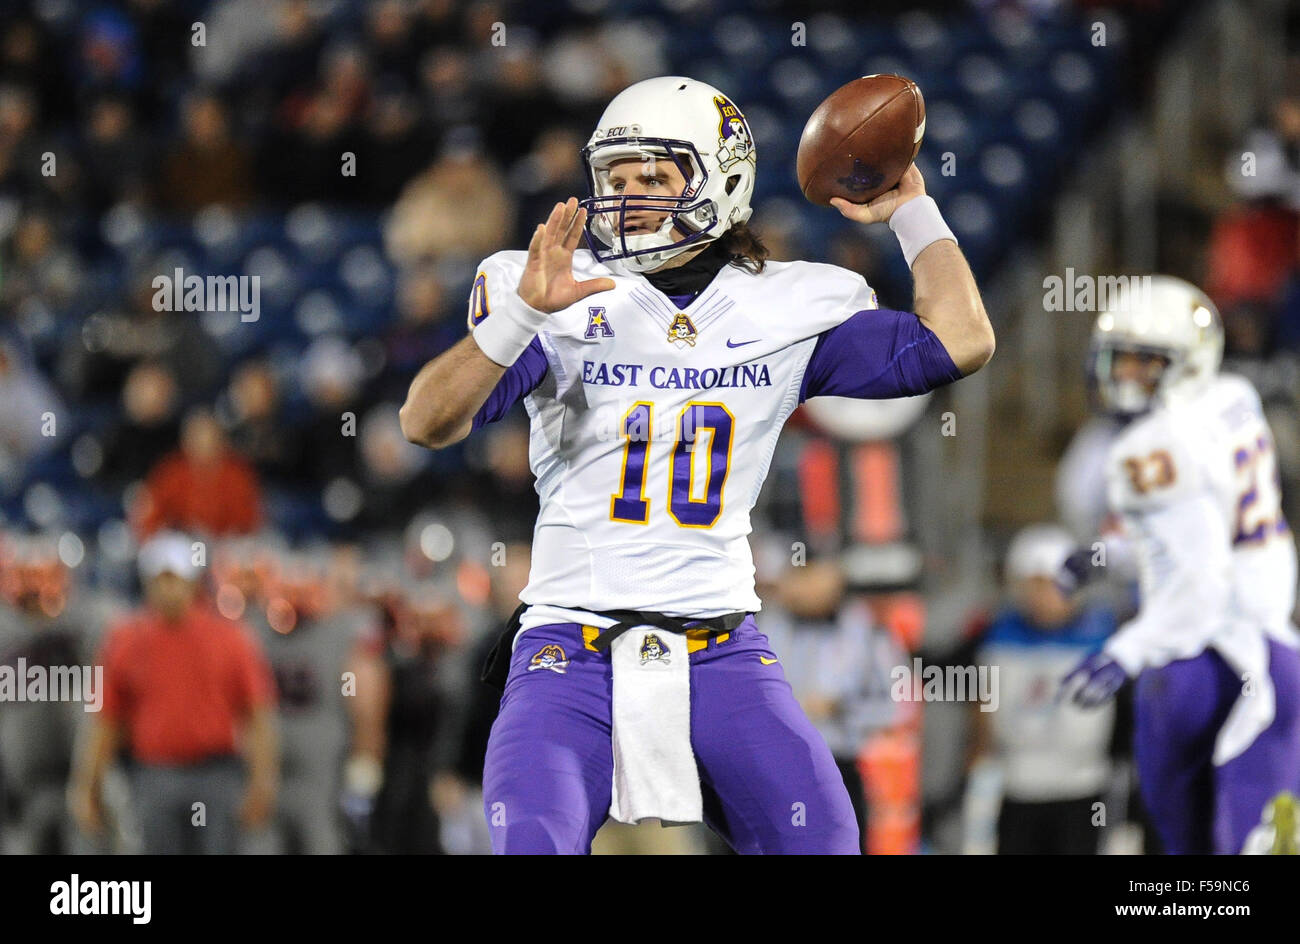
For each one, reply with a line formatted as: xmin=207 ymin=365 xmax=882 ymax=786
xmin=870 ymin=591 xmax=926 ymax=652
xmin=862 ymin=586 xmax=924 ymax=855
xmin=859 ymin=724 xmax=922 ymax=855
xmin=852 ymin=442 xmax=903 ymax=544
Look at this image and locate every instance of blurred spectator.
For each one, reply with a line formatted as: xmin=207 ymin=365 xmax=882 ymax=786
xmin=0 ymin=337 xmax=63 ymax=486
xmin=434 ymin=541 xmax=530 ymax=855
xmin=366 ymin=1 xmax=420 ymax=80
xmin=159 ymin=92 xmax=254 ymax=213
xmin=357 ymin=404 xmax=433 ymax=531
xmin=751 ymin=199 xmax=809 ymax=264
xmin=0 ymin=534 xmax=109 ymax=854
xmin=416 ymin=47 xmax=480 ymax=134
xmin=377 ymin=266 xmax=459 ymax=401
xmin=97 ymin=360 xmax=181 ymax=490
xmin=79 ymin=94 xmax=152 ymax=213
xmin=482 ymin=41 xmax=553 ymax=161
xmin=132 ymin=407 xmax=263 ymax=539
xmin=69 ymin=531 xmax=278 ymax=854
xmin=57 ymin=267 xmax=223 ymax=402
xmin=220 ymin=359 xmax=293 ymax=483
xmin=361 ymin=79 xmax=432 ymax=204
xmin=262 ymin=40 xmax=373 ymax=206
xmin=540 ymin=23 xmax=664 ymax=114
xmin=192 ymin=0 xmax=291 ymax=88
xmin=0 ymin=209 xmax=80 ymax=313
xmin=0 ymin=16 xmax=71 ymax=124
xmin=384 ymin=137 xmax=515 ymax=267
xmin=241 ymin=549 xmax=390 ymax=854
xmin=462 ymin=418 xmax=539 ymax=545
xmin=75 ymin=7 xmax=143 ymax=93
xmin=287 ymin=336 xmax=365 ymax=491
xmin=828 ymin=226 xmax=905 ymax=304
xmin=509 ymin=126 xmax=588 ymax=246
xmin=0 ymin=83 xmax=69 ymax=205
xmin=370 ymin=580 xmax=465 ymax=854
xmin=969 ymin=524 xmax=1118 ymax=855
xmin=1204 ymin=94 xmax=1300 ymax=355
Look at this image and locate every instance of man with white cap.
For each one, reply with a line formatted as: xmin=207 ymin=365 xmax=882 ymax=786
xmin=69 ymin=531 xmax=279 ymax=854
xmin=971 ymin=523 xmax=1119 ymax=854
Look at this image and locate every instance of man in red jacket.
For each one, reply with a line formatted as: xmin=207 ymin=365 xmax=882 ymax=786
xmin=133 ymin=408 xmax=263 ymax=540
xmin=69 ymin=531 xmax=279 ymax=853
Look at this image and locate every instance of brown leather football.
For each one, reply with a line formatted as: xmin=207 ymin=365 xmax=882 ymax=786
xmin=796 ymin=74 xmax=926 ymax=206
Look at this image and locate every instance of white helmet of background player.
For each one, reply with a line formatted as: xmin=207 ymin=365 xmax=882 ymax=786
xmin=580 ymin=76 xmax=757 ymax=273
xmin=1088 ymin=275 xmax=1224 ymax=416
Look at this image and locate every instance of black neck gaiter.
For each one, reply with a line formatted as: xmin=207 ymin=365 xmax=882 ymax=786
xmin=642 ymin=239 xmax=734 ymax=300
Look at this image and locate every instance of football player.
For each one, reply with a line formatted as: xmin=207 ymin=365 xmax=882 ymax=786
xmin=400 ymin=76 xmax=994 ymax=854
xmin=1061 ymin=276 xmax=1300 ymax=854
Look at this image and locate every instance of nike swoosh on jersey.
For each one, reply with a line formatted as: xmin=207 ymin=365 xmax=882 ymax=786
xmin=726 ymin=338 xmax=761 ymax=348
xmin=759 ymin=655 xmax=779 ymax=665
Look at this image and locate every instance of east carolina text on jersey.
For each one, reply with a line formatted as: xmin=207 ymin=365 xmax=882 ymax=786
xmin=582 ymin=360 xmax=772 ymax=389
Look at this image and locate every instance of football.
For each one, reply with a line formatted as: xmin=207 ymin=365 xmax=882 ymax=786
xmin=796 ymin=74 xmax=926 ymax=206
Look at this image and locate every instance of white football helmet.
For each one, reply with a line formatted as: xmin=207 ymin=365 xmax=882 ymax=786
xmin=580 ymin=76 xmax=757 ymax=273
xmin=1089 ymin=275 xmax=1224 ymax=416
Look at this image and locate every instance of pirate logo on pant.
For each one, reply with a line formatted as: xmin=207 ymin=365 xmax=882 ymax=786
xmin=527 ymin=644 xmax=571 ymax=674
xmin=639 ymin=633 xmax=671 ymax=665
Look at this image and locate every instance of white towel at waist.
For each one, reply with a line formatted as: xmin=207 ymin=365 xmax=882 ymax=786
xmin=518 ymin=605 xmax=703 ymax=825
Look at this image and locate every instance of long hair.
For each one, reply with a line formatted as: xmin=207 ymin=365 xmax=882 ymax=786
xmin=715 ymin=221 xmax=769 ymax=274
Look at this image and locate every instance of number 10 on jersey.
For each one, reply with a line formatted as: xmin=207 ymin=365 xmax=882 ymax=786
xmin=611 ymin=401 xmax=735 ymax=528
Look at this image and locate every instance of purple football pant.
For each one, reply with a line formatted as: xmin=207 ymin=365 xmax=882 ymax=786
xmin=482 ymin=616 xmax=860 ymax=854
xmin=1134 ymin=638 xmax=1300 ymax=854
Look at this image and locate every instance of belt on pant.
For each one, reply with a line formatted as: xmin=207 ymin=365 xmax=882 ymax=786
xmin=480 ymin=603 xmax=750 ymax=692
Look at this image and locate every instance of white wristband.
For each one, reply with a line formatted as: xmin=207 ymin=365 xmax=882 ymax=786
xmin=889 ymin=196 xmax=957 ymax=268
xmin=470 ymin=289 xmax=551 ymax=366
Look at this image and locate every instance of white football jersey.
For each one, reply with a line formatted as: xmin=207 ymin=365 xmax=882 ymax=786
xmin=1103 ymin=374 xmax=1298 ymax=674
xmin=470 ymin=249 xmax=878 ymax=619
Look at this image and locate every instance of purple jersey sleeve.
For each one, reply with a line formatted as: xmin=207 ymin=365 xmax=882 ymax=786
xmin=798 ymin=308 xmax=964 ymax=403
xmin=470 ymin=336 xmax=549 ymax=431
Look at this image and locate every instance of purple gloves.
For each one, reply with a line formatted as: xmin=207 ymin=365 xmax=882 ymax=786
xmin=1061 ymin=651 xmax=1128 ymax=708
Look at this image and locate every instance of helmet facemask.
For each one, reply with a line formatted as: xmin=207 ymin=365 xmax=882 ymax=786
xmin=1088 ymin=341 xmax=1176 ymax=418
xmin=579 ymin=137 xmax=722 ymax=272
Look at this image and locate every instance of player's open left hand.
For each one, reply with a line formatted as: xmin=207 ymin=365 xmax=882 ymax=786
xmin=829 ymin=164 xmax=926 ymax=226
xmin=517 ymin=197 xmax=617 ymax=313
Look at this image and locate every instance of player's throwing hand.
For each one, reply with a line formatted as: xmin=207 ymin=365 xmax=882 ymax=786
xmin=829 ymin=164 xmax=926 ymax=226
xmin=517 ymin=197 xmax=617 ymax=313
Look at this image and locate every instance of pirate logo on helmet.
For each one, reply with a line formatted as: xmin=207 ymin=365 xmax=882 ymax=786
xmin=713 ymin=95 xmax=753 ymax=172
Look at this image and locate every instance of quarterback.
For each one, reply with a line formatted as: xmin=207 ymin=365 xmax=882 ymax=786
xmin=401 ymin=76 xmax=994 ymax=854
xmin=1062 ymin=276 xmax=1300 ymax=854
